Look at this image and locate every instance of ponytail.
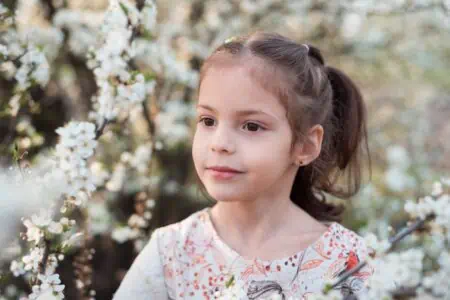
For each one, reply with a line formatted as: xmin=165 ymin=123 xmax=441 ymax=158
xmin=326 ymin=66 xmax=368 ymax=170
xmin=290 ymin=53 xmax=371 ymax=223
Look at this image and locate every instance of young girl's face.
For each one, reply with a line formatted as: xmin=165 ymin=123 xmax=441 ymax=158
xmin=192 ymin=64 xmax=300 ymax=203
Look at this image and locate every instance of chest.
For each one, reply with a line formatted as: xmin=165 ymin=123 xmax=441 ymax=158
xmin=161 ymin=241 xmax=336 ymax=300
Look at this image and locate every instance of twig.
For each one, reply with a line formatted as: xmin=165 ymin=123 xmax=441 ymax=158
xmin=142 ymin=101 xmax=155 ymax=137
xmin=41 ymin=0 xmax=57 ymax=20
xmin=95 ymin=118 xmax=109 ymax=140
xmin=33 ymin=238 xmax=51 ymax=285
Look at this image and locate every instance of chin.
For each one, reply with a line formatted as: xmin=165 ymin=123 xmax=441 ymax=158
xmin=205 ymin=188 xmax=245 ymax=203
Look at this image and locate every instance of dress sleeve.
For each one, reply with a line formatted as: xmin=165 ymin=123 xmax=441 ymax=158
xmin=113 ymin=228 xmax=169 ymax=300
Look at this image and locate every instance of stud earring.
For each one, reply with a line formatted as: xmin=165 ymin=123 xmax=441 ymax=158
xmin=297 ymin=160 xmax=304 ymax=166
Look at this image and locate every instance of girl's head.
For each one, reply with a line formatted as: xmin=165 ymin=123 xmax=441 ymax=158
xmin=192 ymin=32 xmax=370 ymax=222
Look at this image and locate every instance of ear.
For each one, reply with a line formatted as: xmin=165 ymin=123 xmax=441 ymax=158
xmin=292 ymin=124 xmax=324 ymax=166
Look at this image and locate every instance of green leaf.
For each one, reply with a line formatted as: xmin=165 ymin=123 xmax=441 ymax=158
xmin=322 ymin=283 xmax=333 ymax=294
xmin=141 ymin=29 xmax=156 ymax=41
xmin=225 ymin=275 xmax=235 ymax=288
xmin=12 ymin=142 xmax=19 ymax=162
xmin=119 ymin=2 xmax=129 ymax=15
xmin=143 ymin=71 xmax=157 ymax=82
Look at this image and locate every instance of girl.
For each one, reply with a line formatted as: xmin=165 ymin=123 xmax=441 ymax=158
xmin=113 ymin=32 xmax=374 ymax=300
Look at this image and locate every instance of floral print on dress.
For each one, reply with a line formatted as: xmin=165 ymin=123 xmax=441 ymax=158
xmin=151 ymin=207 xmax=374 ymax=299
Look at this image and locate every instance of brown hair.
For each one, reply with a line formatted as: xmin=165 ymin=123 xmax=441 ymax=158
xmin=197 ymin=32 xmax=371 ymax=222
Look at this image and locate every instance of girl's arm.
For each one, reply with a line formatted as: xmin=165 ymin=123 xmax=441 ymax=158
xmin=112 ymin=228 xmax=169 ymax=300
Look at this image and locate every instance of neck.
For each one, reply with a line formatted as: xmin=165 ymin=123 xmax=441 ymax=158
xmin=209 ymin=195 xmax=313 ymax=254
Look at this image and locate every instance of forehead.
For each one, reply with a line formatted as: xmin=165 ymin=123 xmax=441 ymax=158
xmin=198 ymin=62 xmax=289 ymax=120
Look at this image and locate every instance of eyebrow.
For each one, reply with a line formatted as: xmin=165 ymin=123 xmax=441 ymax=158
xmin=196 ymin=104 xmax=278 ymax=120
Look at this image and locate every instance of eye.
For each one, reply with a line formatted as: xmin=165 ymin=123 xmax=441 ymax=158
xmin=198 ymin=117 xmax=215 ymax=127
xmin=243 ymin=122 xmax=264 ymax=132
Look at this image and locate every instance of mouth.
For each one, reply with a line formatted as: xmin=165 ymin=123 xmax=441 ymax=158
xmin=206 ymin=166 xmax=244 ymax=180
xmin=207 ymin=166 xmax=243 ymax=173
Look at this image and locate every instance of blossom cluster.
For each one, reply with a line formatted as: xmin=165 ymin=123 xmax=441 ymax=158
xmin=0 ymin=3 xmax=62 ymax=95
xmin=1 ymin=1 xmax=157 ymax=298
xmin=106 ymin=142 xmax=156 ymax=192
xmin=364 ymin=248 xmax=424 ymax=299
xmin=9 ymin=205 xmax=77 ymax=299
xmin=112 ymin=197 xmax=156 ymax=251
xmin=55 ymin=122 xmax=98 ymax=199
xmin=154 ymin=100 xmax=195 ymax=147
xmin=22 ymin=210 xmax=75 ymax=245
xmin=28 ymin=274 xmax=65 ymax=300
xmin=404 ymin=180 xmax=450 ymax=236
xmin=53 ymin=9 xmax=104 ymax=57
xmin=86 ymin=0 xmax=157 ymax=125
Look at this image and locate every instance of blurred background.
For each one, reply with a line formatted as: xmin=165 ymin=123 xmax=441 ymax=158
xmin=1 ymin=0 xmax=449 ymax=299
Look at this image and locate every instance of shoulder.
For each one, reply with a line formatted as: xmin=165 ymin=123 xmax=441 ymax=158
xmin=320 ymin=222 xmax=375 ymax=295
xmin=328 ymin=222 xmax=371 ymax=249
xmin=323 ymin=222 xmax=375 ymax=267
xmin=154 ymin=207 xmax=211 ymax=249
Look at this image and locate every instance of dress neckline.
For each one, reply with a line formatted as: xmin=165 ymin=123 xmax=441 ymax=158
xmin=202 ymin=207 xmax=338 ymax=264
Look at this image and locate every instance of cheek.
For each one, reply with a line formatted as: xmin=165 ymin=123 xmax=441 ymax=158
xmin=192 ymin=130 xmax=206 ymax=171
xmin=246 ymin=136 xmax=292 ymax=166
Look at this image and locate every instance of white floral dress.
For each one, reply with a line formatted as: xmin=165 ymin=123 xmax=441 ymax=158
xmin=113 ymin=207 xmax=374 ymax=300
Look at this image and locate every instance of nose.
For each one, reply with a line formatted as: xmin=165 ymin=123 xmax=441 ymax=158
xmin=210 ymin=123 xmax=236 ymax=154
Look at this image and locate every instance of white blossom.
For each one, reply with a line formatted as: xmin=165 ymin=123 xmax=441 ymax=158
xmin=53 ymin=9 xmax=104 ymax=57
xmin=363 ymin=233 xmax=390 ymax=256
xmin=121 ymin=142 xmax=153 ymax=173
xmin=127 ymin=214 xmax=147 ymax=228
xmin=404 ymin=182 xmax=450 ymax=234
xmin=0 ymin=3 xmax=8 ymax=15
xmin=15 ymin=46 xmax=50 ymax=91
xmin=90 ymin=162 xmax=110 ymax=186
xmin=10 ymin=260 xmax=26 ymax=277
xmin=23 ymin=219 xmax=44 ymax=244
xmin=22 ymin=209 xmax=65 ymax=243
xmin=116 ymin=74 xmax=147 ymax=105
xmin=141 ymin=0 xmax=157 ymax=32
xmin=422 ymin=251 xmax=450 ymax=298
xmin=17 ymin=27 xmax=64 ymax=62
xmin=0 ymin=44 xmax=8 ymax=57
xmin=386 ymin=145 xmax=411 ymax=169
xmin=55 ymin=121 xmax=98 ymax=197
xmin=22 ymin=247 xmax=44 ymax=273
xmin=29 ymin=273 xmax=65 ymax=300
xmin=111 ymin=226 xmax=140 ymax=244
xmin=61 ymin=233 xmax=83 ymax=249
xmin=88 ymin=202 xmax=112 ymax=235
xmin=365 ymin=248 xmax=424 ymax=299
xmin=154 ymin=100 xmax=194 ymax=146
xmin=384 ymin=167 xmax=415 ymax=192
xmin=106 ymin=163 xmax=127 ymax=192
xmin=341 ymin=13 xmax=364 ymax=40
xmin=48 ymin=222 xmax=63 ymax=235
xmin=133 ymin=40 xmax=198 ymax=88
xmin=86 ymin=0 xmax=156 ymax=125
xmin=146 ymin=199 xmax=156 ymax=208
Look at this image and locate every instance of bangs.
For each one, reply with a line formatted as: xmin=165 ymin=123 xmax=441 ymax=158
xmin=199 ymin=51 xmax=297 ymax=112
xmin=199 ymin=51 xmax=309 ymax=146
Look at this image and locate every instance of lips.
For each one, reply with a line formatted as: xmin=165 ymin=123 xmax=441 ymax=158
xmin=207 ymin=166 xmax=243 ymax=173
xmin=206 ymin=166 xmax=243 ymax=180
